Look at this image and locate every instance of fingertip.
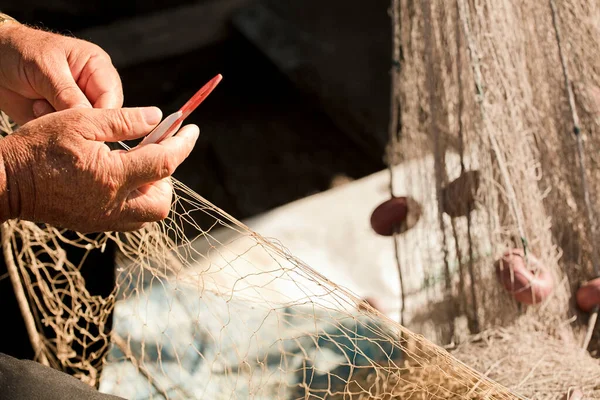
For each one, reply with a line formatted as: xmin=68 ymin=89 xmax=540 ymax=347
xmin=178 ymin=124 xmax=200 ymax=140
xmin=140 ymin=106 xmax=163 ymax=126
xmin=153 ymin=178 xmax=173 ymax=194
xmin=154 ymin=124 xmax=199 ymax=156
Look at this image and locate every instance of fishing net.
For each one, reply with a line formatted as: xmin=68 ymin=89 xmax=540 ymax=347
xmin=2 ymin=0 xmax=600 ymax=398
xmin=387 ymin=0 xmax=600 ymax=338
xmin=0 ymin=111 xmax=519 ymax=399
xmin=451 ymin=322 xmax=600 ymax=399
xmin=384 ymin=0 xmax=600 ymax=396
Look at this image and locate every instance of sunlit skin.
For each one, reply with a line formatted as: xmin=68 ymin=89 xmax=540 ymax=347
xmin=0 ymin=21 xmax=199 ymax=233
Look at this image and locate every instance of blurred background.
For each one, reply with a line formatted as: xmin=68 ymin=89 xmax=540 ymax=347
xmin=2 ymin=0 xmax=393 ymax=221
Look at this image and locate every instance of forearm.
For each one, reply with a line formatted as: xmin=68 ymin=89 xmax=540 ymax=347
xmin=0 ymin=134 xmax=18 ymax=224
xmin=0 ymin=148 xmax=11 ymax=224
xmin=0 ymin=12 xmax=21 ymax=223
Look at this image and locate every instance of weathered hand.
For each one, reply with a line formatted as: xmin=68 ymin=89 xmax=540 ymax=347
xmin=0 ymin=107 xmax=199 ymax=233
xmin=0 ymin=23 xmax=123 ymax=124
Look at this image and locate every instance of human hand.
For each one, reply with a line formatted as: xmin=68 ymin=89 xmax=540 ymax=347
xmin=0 ymin=23 xmax=123 ymax=125
xmin=0 ymin=107 xmax=199 ymax=233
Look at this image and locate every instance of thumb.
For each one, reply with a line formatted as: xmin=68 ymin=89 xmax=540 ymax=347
xmin=84 ymin=107 xmax=163 ymax=142
xmin=43 ymin=60 xmax=92 ymax=111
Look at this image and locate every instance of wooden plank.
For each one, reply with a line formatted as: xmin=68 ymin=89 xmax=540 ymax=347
xmin=232 ymin=0 xmax=392 ymax=163
xmin=75 ymin=0 xmax=254 ymax=69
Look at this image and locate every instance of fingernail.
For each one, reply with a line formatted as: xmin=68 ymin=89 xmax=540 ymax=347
xmin=142 ymin=107 xmax=162 ymax=125
xmin=188 ymin=124 xmax=200 ymax=139
xmin=32 ymin=100 xmax=54 ymax=118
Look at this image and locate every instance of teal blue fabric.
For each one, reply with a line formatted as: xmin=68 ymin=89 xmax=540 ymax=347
xmin=100 ymin=279 xmax=403 ymax=399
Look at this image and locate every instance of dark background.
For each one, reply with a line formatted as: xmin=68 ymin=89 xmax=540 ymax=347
xmin=1 ymin=0 xmax=392 ymax=220
xmin=0 ymin=0 xmax=395 ymax=378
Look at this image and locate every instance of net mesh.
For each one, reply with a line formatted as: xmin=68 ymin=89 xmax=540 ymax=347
xmin=1 ymin=0 xmax=600 ymax=397
xmin=388 ymin=0 xmax=600 ymax=337
xmin=0 ymin=110 xmax=521 ymax=398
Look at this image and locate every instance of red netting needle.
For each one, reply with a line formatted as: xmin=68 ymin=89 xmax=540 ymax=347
xmin=139 ymin=74 xmax=223 ymax=145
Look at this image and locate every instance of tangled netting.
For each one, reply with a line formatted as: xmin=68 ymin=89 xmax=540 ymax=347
xmin=0 ymin=109 xmax=521 ymax=398
xmin=384 ymin=0 xmax=600 ymax=396
xmin=452 ymin=321 xmax=600 ymax=399
xmin=3 ymin=0 xmax=600 ymax=398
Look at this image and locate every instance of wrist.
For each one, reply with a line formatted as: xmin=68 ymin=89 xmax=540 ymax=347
xmin=0 ymin=138 xmax=13 ymax=222
xmin=0 ymin=134 xmax=27 ymax=222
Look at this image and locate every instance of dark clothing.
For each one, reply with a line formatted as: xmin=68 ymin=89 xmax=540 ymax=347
xmin=0 ymin=353 xmax=125 ymax=399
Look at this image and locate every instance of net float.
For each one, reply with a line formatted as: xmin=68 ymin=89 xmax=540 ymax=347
xmin=370 ymin=196 xmax=422 ymax=236
xmin=441 ymin=170 xmax=480 ymax=218
xmin=561 ymin=389 xmax=584 ymax=400
xmin=495 ymin=248 xmax=554 ymax=305
xmin=576 ymin=277 xmax=600 ymax=313
xmin=358 ymin=297 xmax=383 ymax=313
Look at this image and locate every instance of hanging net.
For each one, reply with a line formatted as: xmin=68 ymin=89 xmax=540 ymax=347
xmin=384 ymin=0 xmax=600 ymax=396
xmin=2 ymin=0 xmax=600 ymax=398
xmin=388 ymin=0 xmax=600 ymax=337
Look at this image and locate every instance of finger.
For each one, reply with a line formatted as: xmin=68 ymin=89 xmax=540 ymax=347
xmin=121 ymin=180 xmax=173 ymax=223
xmin=32 ymin=100 xmax=55 ymax=118
xmin=134 ymin=178 xmax=173 ymax=197
xmin=43 ymin=59 xmax=93 ymax=111
xmin=93 ymin=89 xmax=124 ymax=109
xmin=110 ymin=221 xmax=150 ymax=233
xmin=81 ymin=107 xmax=163 ymax=142
xmin=120 ymin=124 xmax=199 ymax=188
xmin=0 ymin=87 xmax=37 ymax=125
xmin=77 ymin=56 xmax=124 ymax=109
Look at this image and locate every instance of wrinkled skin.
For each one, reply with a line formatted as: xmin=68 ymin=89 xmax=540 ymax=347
xmin=0 ymin=107 xmax=199 ymax=233
xmin=0 ymin=23 xmax=123 ymax=123
xmin=0 ymin=22 xmax=199 ymax=233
